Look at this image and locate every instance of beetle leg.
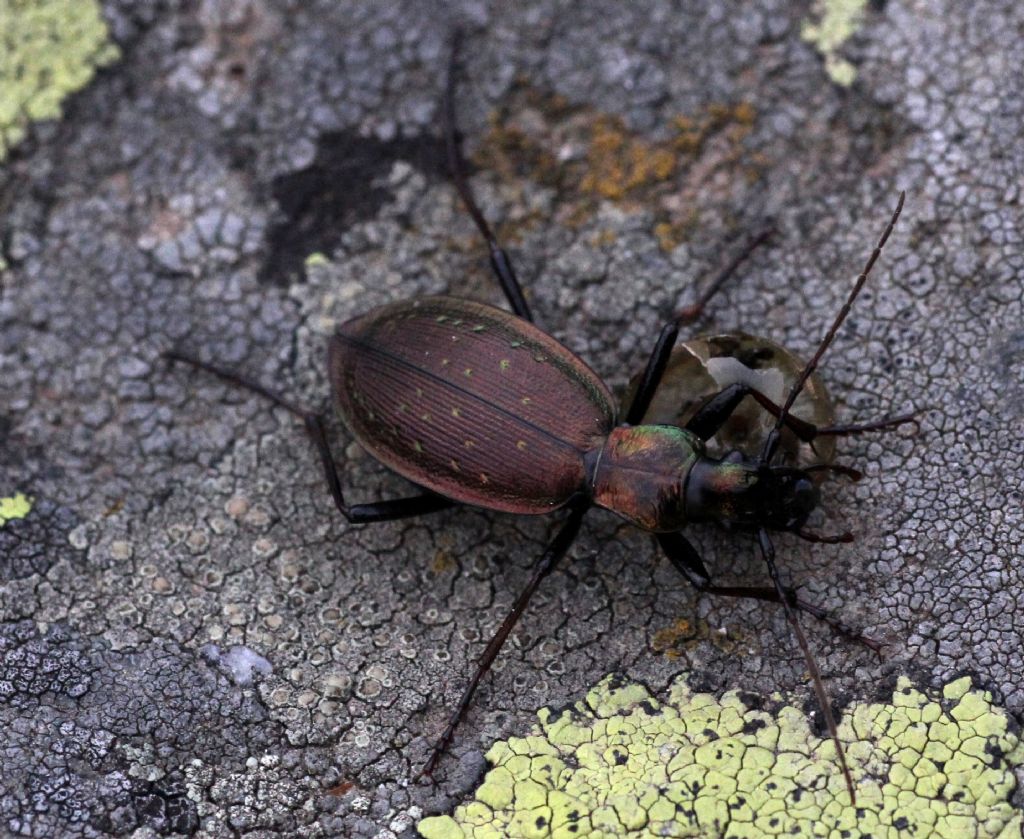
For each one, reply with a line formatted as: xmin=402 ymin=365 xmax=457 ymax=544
xmin=676 ymin=226 xmax=774 ymax=322
xmin=815 ymin=412 xmax=919 ymax=437
xmin=164 ymin=350 xmax=455 ymax=524
xmin=627 ymin=228 xmax=776 ymax=424
xmin=684 ymin=382 xmax=761 ymax=440
xmin=444 ymin=31 xmax=532 ymax=322
xmin=420 ymin=502 xmax=588 ymax=778
xmin=686 ymin=382 xmax=917 ymax=443
xmin=796 ymin=528 xmax=854 ymax=544
xmin=683 ymin=382 xmax=819 ymax=442
xmin=655 ymin=532 xmax=881 ymax=652
xmin=623 ymin=321 xmax=682 ymax=426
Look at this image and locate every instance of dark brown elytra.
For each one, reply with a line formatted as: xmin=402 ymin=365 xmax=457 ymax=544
xmin=164 ymin=34 xmax=915 ymax=804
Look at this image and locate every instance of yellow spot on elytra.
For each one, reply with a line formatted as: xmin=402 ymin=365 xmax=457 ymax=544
xmin=449 ymin=459 xmax=461 ymax=472
xmin=413 ymin=441 xmax=423 ymax=453
xmin=516 ymin=440 xmax=527 ymax=451
xmin=521 ymin=397 xmax=531 ymax=406
xmin=452 ymin=319 xmax=463 ymax=326
xmin=479 ymin=473 xmax=490 ymax=484
xmin=397 ymin=403 xmax=408 ymax=413
xmin=451 ymin=407 xmax=461 ymax=418
xmin=534 ymin=354 xmax=545 ymax=362
xmin=509 ymin=340 xmax=524 ymax=348
xmin=464 ymin=439 xmax=476 ymax=449
xmin=416 ymin=387 xmax=423 ymax=397
xmin=499 ymin=359 xmax=511 ymax=371
xmin=420 ymin=413 xmax=431 ymax=422
xmin=450 ymin=335 xmax=460 ymax=343
xmin=463 ymin=368 xmax=473 ymax=377
xmin=436 ymin=315 xmax=448 ymax=322
xmin=472 ymin=324 xmax=486 ymax=332
xmin=441 ymin=358 xmax=450 ymax=366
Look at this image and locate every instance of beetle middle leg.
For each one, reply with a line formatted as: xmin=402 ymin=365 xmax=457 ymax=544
xmin=656 ymin=531 xmax=881 ymax=652
xmin=421 ymin=501 xmax=589 ymax=777
xmin=164 ymin=350 xmax=454 ymax=523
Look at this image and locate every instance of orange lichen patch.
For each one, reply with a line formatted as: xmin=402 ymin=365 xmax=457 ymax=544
xmin=651 ymin=618 xmax=695 ymax=659
xmin=431 ymin=549 xmax=456 ymax=574
xmin=653 ymin=207 xmax=700 ymax=252
xmin=469 ymin=85 xmax=763 ymax=252
xmin=579 ymin=115 xmax=678 ymax=201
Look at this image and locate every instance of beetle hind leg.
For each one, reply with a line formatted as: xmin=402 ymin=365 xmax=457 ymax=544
xmin=164 ymin=349 xmax=455 ymax=524
xmin=444 ymin=30 xmax=533 ymax=322
xmin=656 ymin=531 xmax=881 ymax=653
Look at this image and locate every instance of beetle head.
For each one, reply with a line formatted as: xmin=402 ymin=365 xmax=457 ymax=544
xmin=756 ymin=464 xmax=819 ymax=531
xmin=684 ymin=455 xmax=819 ymax=532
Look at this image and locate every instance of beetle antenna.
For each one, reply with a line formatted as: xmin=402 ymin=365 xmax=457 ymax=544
xmin=757 ymin=528 xmax=856 ymax=804
xmin=804 ymin=463 xmax=863 ymax=481
xmin=761 ymin=192 xmax=905 ymax=464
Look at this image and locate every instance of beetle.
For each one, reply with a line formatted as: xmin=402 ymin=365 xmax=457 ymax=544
xmin=165 ymin=36 xmax=913 ymax=803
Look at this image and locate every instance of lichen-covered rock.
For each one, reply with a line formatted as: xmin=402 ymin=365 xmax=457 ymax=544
xmin=1 ymin=0 xmax=1023 ymax=835
xmin=0 ymin=0 xmax=119 ymax=159
xmin=420 ymin=674 xmax=1024 ymax=838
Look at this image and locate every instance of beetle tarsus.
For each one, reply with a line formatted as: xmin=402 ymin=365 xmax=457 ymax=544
xmin=816 ymin=411 xmax=919 ymax=438
xmin=657 ymin=530 xmax=877 ymax=649
xmin=805 ymin=464 xmax=863 ymax=481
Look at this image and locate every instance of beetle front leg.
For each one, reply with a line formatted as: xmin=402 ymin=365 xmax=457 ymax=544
xmin=656 ymin=532 xmax=880 ymax=651
xmin=686 ymin=382 xmax=917 ymax=443
xmin=623 ymin=233 xmax=773 ymax=426
xmin=420 ymin=502 xmax=588 ymax=778
xmin=164 ymin=350 xmax=455 ymax=524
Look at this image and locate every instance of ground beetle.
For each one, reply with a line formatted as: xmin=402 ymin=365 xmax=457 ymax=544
xmin=166 ymin=36 xmax=914 ymax=803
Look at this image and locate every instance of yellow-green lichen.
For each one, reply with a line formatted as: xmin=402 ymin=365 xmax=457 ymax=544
xmin=801 ymin=0 xmax=869 ymax=87
xmin=304 ymin=252 xmax=330 ymax=269
xmin=0 ymin=0 xmax=120 ymax=159
xmin=418 ymin=673 xmax=1024 ymax=838
xmin=0 ymin=491 xmax=33 ymax=525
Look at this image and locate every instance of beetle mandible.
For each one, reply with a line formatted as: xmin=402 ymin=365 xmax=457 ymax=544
xmin=166 ymin=35 xmax=914 ymax=803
